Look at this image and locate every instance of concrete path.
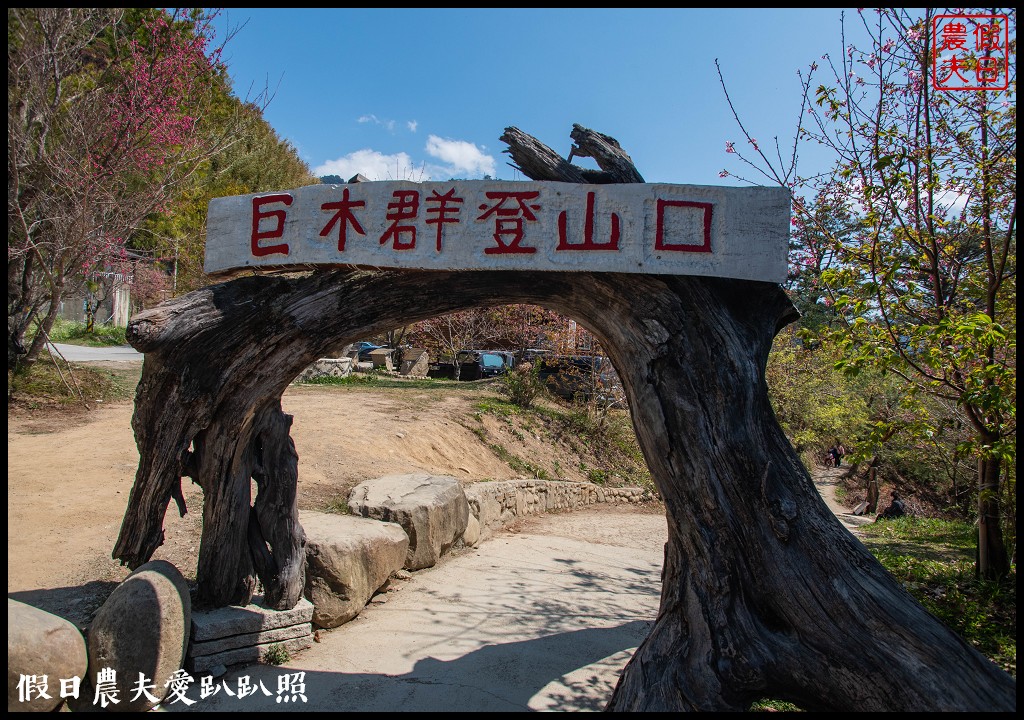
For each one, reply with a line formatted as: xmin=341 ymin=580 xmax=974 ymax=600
xmin=155 ymin=469 xmax=866 ymax=713
xmin=165 ymin=508 xmax=666 ymax=712
xmin=46 ymin=342 xmax=143 ymax=363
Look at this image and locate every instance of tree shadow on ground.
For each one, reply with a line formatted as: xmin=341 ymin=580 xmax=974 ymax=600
xmin=9 ymin=581 xmax=120 ymax=629
xmin=156 ymin=621 xmax=652 ymax=712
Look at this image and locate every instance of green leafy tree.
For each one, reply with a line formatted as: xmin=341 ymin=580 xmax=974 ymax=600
xmin=814 ymin=9 xmax=1015 ymax=580
xmin=766 ymin=330 xmax=872 ymax=458
xmin=723 ymin=9 xmax=1016 ymax=579
xmin=137 ymin=99 xmax=319 ymax=294
xmin=786 ymin=191 xmax=860 ymax=335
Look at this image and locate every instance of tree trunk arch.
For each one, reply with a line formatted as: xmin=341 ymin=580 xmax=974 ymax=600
xmin=114 ymin=268 xmax=1015 ymax=711
xmin=116 ymin=122 xmax=1011 ymax=708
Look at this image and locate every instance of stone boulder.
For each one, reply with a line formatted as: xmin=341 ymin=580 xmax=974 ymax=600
xmin=86 ymin=560 xmax=190 ymax=712
xmin=367 ymin=348 xmax=394 ymax=371
xmin=399 ymin=348 xmax=429 ymax=376
xmin=348 ymin=473 xmax=470 ymax=570
xmin=300 ymin=511 xmax=409 ymax=628
xmin=295 ymin=357 xmax=352 ymax=382
xmin=8 ymin=599 xmax=88 ymax=712
xmin=461 ymin=513 xmax=481 ymax=548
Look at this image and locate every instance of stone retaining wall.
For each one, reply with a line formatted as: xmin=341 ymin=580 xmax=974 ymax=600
xmin=464 ymin=479 xmax=651 ymax=538
xmin=295 ymin=357 xmax=353 ymax=382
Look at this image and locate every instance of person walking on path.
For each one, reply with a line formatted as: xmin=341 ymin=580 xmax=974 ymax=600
xmin=828 ymin=441 xmax=848 ymax=468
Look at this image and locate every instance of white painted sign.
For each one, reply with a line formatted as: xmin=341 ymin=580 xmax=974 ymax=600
xmin=204 ymin=181 xmax=790 ymax=283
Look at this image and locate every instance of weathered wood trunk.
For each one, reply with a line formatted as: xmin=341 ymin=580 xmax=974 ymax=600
xmin=114 ymin=269 xmax=1014 ymax=710
xmin=500 ymin=125 xmax=589 ymax=183
xmin=500 ymin=124 xmax=644 ymax=184
xmin=568 ymin=123 xmax=645 ymax=183
xmin=115 ymin=128 xmax=1012 ymax=709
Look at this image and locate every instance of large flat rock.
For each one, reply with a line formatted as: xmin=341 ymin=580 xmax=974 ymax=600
xmin=191 ymin=596 xmax=313 ymax=642
xmin=301 ymin=511 xmax=409 ymax=628
xmin=348 ymin=473 xmax=469 ymax=570
xmin=8 ymin=599 xmax=88 ymax=712
xmin=188 ymin=596 xmax=314 ymax=674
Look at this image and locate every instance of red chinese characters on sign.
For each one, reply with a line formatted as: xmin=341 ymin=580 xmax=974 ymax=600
xmin=244 ymin=185 xmax=720 ymax=264
xmin=319 ymin=189 xmax=366 ymax=252
xmin=938 ymin=20 xmax=968 ymax=51
xmin=425 ymin=189 xmax=464 ymax=252
xmin=380 ymin=190 xmax=420 ymax=250
xmin=556 ymin=191 xmax=620 ymax=251
xmin=477 ymin=192 xmax=541 ymax=254
xmin=933 ymin=14 xmax=1009 ymax=91
xmin=251 ymin=194 xmax=293 ymax=257
xmin=655 ymin=200 xmax=712 ymax=253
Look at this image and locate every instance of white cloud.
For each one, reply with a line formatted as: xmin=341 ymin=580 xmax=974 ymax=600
xmin=357 ymin=114 xmax=396 ymax=132
xmin=313 ymin=136 xmax=499 ymax=182
xmin=838 ymin=177 xmax=973 ymax=221
xmin=425 ymin=135 xmax=496 ymax=178
xmin=314 ymin=149 xmax=427 ymax=181
xmin=932 ymin=189 xmax=971 ymax=217
xmin=407 ymin=120 xmax=418 ymax=132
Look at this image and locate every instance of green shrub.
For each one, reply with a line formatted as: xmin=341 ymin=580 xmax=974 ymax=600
xmin=262 ymin=643 xmax=290 ymax=665
xmin=500 ymin=362 xmax=545 ymax=409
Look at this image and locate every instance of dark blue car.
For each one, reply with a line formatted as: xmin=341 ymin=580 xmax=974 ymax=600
xmin=456 ymin=350 xmax=508 ymax=380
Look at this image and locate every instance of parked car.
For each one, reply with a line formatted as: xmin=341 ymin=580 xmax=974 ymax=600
xmin=518 ymin=348 xmax=552 ymax=365
xmin=480 ymin=350 xmax=516 ymax=370
xmin=456 ymin=350 xmax=509 ymax=381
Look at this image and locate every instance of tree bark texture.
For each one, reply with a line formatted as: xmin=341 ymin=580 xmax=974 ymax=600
xmin=568 ymin=123 xmax=645 ymax=183
xmin=500 ymin=124 xmax=643 ymax=184
xmin=115 ymin=269 xmax=1015 ymax=710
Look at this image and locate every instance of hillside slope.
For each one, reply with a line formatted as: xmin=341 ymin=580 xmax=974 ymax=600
xmin=7 ymin=372 xmax=652 ymax=627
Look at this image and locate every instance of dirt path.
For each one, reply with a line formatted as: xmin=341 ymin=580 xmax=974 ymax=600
xmin=7 ymin=376 xmax=646 ymax=625
xmin=8 ymin=372 xmax=865 ymax=628
xmin=7 ymin=383 xmax=522 ymax=623
xmin=811 ymin=464 xmax=874 ymax=534
xmin=168 ymin=504 xmax=669 ymax=713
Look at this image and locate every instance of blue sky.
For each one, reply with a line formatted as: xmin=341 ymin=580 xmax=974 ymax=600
xmin=213 ymin=8 xmax=873 ymax=187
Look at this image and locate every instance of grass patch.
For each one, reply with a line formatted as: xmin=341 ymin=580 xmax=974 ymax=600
xmin=473 ymin=391 xmax=655 ymax=494
xmin=472 ymin=391 xmax=655 ymax=491
xmin=474 ymin=398 xmax=521 ymax=417
xmin=324 ymin=499 xmax=352 ymax=515
xmin=750 ymin=698 xmax=802 ymax=712
xmin=33 ymin=318 xmax=128 ymax=347
xmin=552 ymin=406 xmax=653 ymax=494
xmin=300 ymin=372 xmax=482 ymax=392
xmin=858 ymin=517 xmax=1015 ymax=677
xmin=262 ymin=643 xmax=290 ymax=665
xmin=467 ymin=425 xmax=552 ymax=480
xmin=9 ymin=359 xmax=137 ymax=407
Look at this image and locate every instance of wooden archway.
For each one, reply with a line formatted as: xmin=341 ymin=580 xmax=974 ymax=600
xmin=113 ymin=268 xmax=1014 ymax=711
